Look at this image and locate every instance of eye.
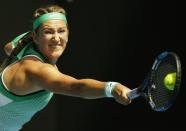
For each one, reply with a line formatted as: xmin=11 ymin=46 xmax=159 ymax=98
xmin=44 ymin=30 xmax=53 ymax=34
xmin=58 ymin=29 xmax=66 ymax=34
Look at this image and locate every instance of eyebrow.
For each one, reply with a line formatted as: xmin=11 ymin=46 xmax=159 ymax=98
xmin=42 ymin=26 xmax=67 ymax=30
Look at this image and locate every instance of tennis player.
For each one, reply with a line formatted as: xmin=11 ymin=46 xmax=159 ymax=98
xmin=0 ymin=4 xmax=131 ymax=131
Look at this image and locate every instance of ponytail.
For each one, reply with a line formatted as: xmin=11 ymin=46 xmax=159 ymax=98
xmin=0 ymin=32 xmax=33 ymax=71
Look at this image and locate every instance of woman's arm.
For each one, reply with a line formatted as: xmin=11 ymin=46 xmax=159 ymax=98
xmin=4 ymin=42 xmax=14 ymax=56
xmin=4 ymin=32 xmax=30 ymax=56
xmin=25 ymin=60 xmax=131 ymax=105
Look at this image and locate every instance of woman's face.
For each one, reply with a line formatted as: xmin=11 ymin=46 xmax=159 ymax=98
xmin=33 ymin=19 xmax=68 ymax=64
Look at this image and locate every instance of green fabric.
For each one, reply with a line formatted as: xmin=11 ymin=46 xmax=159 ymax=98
xmin=16 ymin=42 xmax=46 ymax=62
xmin=0 ymin=40 xmax=53 ymax=131
xmin=33 ymin=12 xmax=67 ymax=30
xmin=11 ymin=32 xmax=30 ymax=48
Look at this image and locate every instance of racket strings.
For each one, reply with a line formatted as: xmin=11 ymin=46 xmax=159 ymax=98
xmin=149 ymin=55 xmax=179 ymax=111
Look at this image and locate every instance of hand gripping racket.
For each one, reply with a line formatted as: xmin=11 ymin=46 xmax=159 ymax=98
xmin=128 ymin=51 xmax=181 ymax=111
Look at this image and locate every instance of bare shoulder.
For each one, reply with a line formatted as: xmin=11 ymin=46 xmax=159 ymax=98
xmin=22 ymin=57 xmax=60 ymax=78
xmin=17 ymin=56 xmax=78 ymax=94
xmin=3 ymin=56 xmax=59 ymax=95
xmin=22 ymin=57 xmax=75 ymax=90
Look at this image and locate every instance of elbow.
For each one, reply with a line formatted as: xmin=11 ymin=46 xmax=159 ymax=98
xmin=68 ymin=80 xmax=92 ymax=99
xmin=46 ymin=79 xmax=92 ymax=99
xmin=70 ymin=81 xmax=87 ymax=97
xmin=70 ymin=80 xmax=95 ymax=99
xmin=48 ymin=79 xmax=86 ymax=98
xmin=4 ymin=43 xmax=13 ymax=56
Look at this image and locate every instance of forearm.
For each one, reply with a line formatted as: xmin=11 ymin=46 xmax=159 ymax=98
xmin=71 ymin=79 xmax=106 ymax=99
xmin=69 ymin=79 xmax=131 ymax=106
xmin=69 ymin=79 xmax=132 ymax=106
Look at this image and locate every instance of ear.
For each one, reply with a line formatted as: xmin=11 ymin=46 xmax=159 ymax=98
xmin=32 ymin=31 xmax=39 ymax=44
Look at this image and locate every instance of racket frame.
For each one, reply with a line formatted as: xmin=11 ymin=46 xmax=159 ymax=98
xmin=128 ymin=51 xmax=181 ymax=111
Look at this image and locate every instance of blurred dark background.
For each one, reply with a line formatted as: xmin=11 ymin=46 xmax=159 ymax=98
xmin=0 ymin=0 xmax=184 ymax=130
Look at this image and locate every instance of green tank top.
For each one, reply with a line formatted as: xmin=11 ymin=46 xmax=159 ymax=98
xmin=0 ymin=35 xmax=53 ymax=131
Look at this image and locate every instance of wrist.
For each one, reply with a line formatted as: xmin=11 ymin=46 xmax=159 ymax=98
xmin=104 ymin=82 xmax=118 ymax=97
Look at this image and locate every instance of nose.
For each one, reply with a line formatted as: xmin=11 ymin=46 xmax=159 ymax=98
xmin=52 ymin=33 xmax=61 ymax=43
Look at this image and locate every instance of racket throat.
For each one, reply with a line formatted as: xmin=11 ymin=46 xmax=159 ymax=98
xmin=128 ymin=88 xmax=141 ymax=100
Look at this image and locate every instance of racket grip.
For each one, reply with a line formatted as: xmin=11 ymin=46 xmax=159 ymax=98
xmin=128 ymin=88 xmax=140 ymax=100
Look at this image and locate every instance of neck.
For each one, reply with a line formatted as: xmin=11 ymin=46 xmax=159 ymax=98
xmin=48 ymin=58 xmax=58 ymax=65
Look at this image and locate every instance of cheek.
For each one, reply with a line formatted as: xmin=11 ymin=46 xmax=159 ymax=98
xmin=39 ymin=37 xmax=51 ymax=47
xmin=63 ymin=31 xmax=69 ymax=41
xmin=37 ymin=40 xmax=49 ymax=53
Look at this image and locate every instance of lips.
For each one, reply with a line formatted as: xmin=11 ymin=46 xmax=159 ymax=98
xmin=48 ymin=45 xmax=60 ymax=50
xmin=49 ymin=45 xmax=58 ymax=48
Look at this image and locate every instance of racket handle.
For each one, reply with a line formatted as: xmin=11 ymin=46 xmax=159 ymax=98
xmin=128 ymin=88 xmax=140 ymax=100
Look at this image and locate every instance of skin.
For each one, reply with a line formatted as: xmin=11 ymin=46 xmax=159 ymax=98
xmin=3 ymin=19 xmax=131 ymax=105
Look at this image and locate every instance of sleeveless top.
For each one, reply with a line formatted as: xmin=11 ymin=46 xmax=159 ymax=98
xmin=0 ymin=34 xmax=53 ymax=131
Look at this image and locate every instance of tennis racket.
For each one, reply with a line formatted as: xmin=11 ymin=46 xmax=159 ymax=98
xmin=128 ymin=51 xmax=181 ymax=111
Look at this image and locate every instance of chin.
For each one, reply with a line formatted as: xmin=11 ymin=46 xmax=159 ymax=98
xmin=50 ymin=51 xmax=63 ymax=59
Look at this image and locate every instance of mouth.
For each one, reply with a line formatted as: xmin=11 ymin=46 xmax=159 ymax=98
xmin=48 ymin=41 xmax=66 ymax=50
xmin=49 ymin=45 xmax=59 ymax=48
xmin=49 ymin=44 xmax=62 ymax=49
xmin=48 ymin=44 xmax=65 ymax=52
